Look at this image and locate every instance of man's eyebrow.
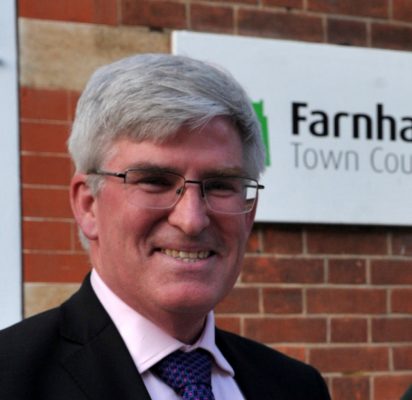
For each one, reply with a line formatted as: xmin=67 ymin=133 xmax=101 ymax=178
xmin=203 ymin=167 xmax=248 ymax=178
xmin=125 ymin=163 xmax=248 ymax=177
xmin=125 ymin=163 xmax=178 ymax=174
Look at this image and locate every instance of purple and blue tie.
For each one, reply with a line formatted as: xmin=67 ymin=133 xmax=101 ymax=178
xmin=152 ymin=349 xmax=215 ymax=400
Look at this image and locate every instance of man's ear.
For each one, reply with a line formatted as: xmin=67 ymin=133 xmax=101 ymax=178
xmin=244 ymin=199 xmax=258 ymax=237
xmin=70 ymin=173 xmax=98 ymax=240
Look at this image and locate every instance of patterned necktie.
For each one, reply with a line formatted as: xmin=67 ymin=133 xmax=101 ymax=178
xmin=152 ymin=349 xmax=215 ymax=400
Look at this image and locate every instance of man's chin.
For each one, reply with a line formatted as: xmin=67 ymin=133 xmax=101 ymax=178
xmin=162 ymin=291 xmax=217 ymax=316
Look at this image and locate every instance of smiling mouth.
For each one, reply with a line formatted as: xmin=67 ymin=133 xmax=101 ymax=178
xmin=160 ymin=248 xmax=212 ymax=262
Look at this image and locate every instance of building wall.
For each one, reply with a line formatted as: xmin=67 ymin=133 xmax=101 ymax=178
xmin=18 ymin=1 xmax=412 ymax=399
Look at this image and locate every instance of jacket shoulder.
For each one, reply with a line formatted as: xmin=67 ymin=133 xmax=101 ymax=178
xmin=0 ymin=307 xmax=61 ymax=347
xmin=216 ymin=328 xmax=331 ymax=400
xmin=0 ymin=281 xmax=98 ymax=400
xmin=0 ymin=306 xmax=65 ymax=373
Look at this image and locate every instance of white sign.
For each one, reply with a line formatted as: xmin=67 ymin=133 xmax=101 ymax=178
xmin=173 ymin=31 xmax=412 ymax=226
xmin=0 ymin=1 xmax=21 ymax=328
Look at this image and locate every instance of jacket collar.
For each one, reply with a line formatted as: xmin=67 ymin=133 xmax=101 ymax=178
xmin=58 ymin=275 xmax=152 ymax=400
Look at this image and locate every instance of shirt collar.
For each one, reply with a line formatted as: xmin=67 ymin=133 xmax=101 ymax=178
xmin=90 ymin=269 xmax=234 ymax=376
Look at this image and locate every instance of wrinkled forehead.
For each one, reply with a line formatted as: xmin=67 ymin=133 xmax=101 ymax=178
xmin=100 ymin=116 xmax=245 ymax=166
xmin=100 ymin=117 xmax=246 ymax=175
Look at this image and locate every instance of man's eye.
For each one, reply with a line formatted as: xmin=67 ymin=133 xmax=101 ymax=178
xmin=205 ymin=179 xmax=238 ymax=194
xmin=140 ymin=176 xmax=172 ymax=186
xmin=127 ymin=174 xmax=175 ymax=191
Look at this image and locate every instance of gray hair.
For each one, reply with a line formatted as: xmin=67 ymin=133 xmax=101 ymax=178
xmin=68 ymin=53 xmax=265 ymax=180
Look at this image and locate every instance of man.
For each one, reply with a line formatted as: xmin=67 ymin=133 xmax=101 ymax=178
xmin=402 ymin=385 xmax=412 ymax=400
xmin=0 ymin=54 xmax=330 ymax=399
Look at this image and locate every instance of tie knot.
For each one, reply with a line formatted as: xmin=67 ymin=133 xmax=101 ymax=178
xmin=152 ymin=349 xmax=215 ymax=399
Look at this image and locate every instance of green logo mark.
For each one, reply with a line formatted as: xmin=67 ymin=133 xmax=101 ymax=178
xmin=253 ymin=100 xmax=271 ymax=166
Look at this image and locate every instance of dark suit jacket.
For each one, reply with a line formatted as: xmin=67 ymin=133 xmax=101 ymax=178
xmin=402 ymin=385 xmax=412 ymax=400
xmin=0 ymin=276 xmax=330 ymax=399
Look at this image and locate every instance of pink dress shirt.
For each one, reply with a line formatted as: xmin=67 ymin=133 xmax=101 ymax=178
xmin=91 ymin=269 xmax=244 ymax=399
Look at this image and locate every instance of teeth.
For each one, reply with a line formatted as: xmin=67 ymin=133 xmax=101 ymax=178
xmin=161 ymin=249 xmax=210 ymax=261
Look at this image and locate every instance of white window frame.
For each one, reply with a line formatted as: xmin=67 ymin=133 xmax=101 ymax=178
xmin=0 ymin=1 xmax=22 ymax=328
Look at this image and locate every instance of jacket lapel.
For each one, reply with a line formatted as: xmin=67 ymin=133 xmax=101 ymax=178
xmin=57 ymin=275 xmax=152 ymax=400
xmin=215 ymin=328 xmax=284 ymax=400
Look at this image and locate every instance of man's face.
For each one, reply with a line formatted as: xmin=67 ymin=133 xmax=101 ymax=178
xmin=76 ymin=116 xmax=256 ymax=328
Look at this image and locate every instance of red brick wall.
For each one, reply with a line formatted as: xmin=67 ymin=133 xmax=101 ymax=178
xmin=18 ymin=1 xmax=412 ymax=399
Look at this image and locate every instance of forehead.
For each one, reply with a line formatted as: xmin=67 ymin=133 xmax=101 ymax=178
xmin=105 ymin=117 xmax=245 ymax=172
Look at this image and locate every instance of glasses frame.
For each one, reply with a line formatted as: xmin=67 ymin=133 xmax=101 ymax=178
xmin=88 ymin=168 xmax=265 ymax=215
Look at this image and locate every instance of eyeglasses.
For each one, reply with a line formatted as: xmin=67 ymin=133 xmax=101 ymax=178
xmin=88 ymin=168 xmax=264 ymax=215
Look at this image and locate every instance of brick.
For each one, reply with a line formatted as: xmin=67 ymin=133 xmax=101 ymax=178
xmin=332 ymin=376 xmax=370 ymax=400
xmin=20 ymin=121 xmax=70 ymax=153
xmin=392 ymin=229 xmax=412 ymax=256
xmin=18 ymin=0 xmax=118 ymax=25
xmin=327 ymin=18 xmax=367 ymax=47
xmin=309 ymin=347 xmax=389 ymax=373
xmin=307 ymin=288 xmax=386 ymax=314
xmin=372 ymin=23 xmax=412 ymax=52
xmin=20 ymin=19 xmax=169 ymax=92
xmin=372 ymin=318 xmax=412 ymax=342
xmin=328 ymin=259 xmax=366 ymax=284
xmin=371 ymin=260 xmax=412 ymax=285
xmin=246 ymin=226 xmax=261 ymax=253
xmin=392 ymin=289 xmax=412 ymax=313
xmin=24 ymin=282 xmax=81 ymax=317
xmin=20 ymin=87 xmax=70 ymax=121
xmin=308 ymin=0 xmax=389 ymax=18
xmin=393 ymin=0 xmax=412 ymax=23
xmin=215 ymin=316 xmax=241 ymax=335
xmin=21 ymin=155 xmax=72 ymax=186
xmin=121 ymin=0 xmax=187 ymax=29
xmin=242 ymin=257 xmax=324 ymax=283
xmin=202 ymin=0 xmax=257 ymax=4
xmin=244 ymin=317 xmax=326 ymax=343
xmin=263 ymin=0 xmax=304 ymax=8
xmin=306 ymin=226 xmax=388 ymax=255
xmin=216 ymin=287 xmax=259 ymax=313
xmin=263 ymin=225 xmax=303 ymax=254
xmin=68 ymin=91 xmax=81 ymax=121
xmin=238 ymin=9 xmax=323 ymax=42
xmin=191 ymin=4 xmax=234 ymax=34
xmin=263 ymin=288 xmax=303 ymax=314
xmin=374 ymin=375 xmax=412 ymax=400
xmin=394 ymin=346 xmax=412 ymax=370
xmin=24 ymin=253 xmax=90 ymax=282
xmin=23 ymin=221 xmax=72 ymax=251
xmin=22 ymin=187 xmax=72 ymax=218
xmin=331 ymin=318 xmax=368 ymax=342
xmin=273 ymin=345 xmax=306 ymax=362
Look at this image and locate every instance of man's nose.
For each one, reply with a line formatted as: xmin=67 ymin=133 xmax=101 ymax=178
xmin=167 ymin=183 xmax=210 ymax=236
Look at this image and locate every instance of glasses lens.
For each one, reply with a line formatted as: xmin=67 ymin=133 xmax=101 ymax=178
xmin=124 ymin=170 xmax=184 ymax=209
xmin=122 ymin=170 xmax=259 ymax=214
xmin=203 ymin=177 xmax=258 ymax=214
